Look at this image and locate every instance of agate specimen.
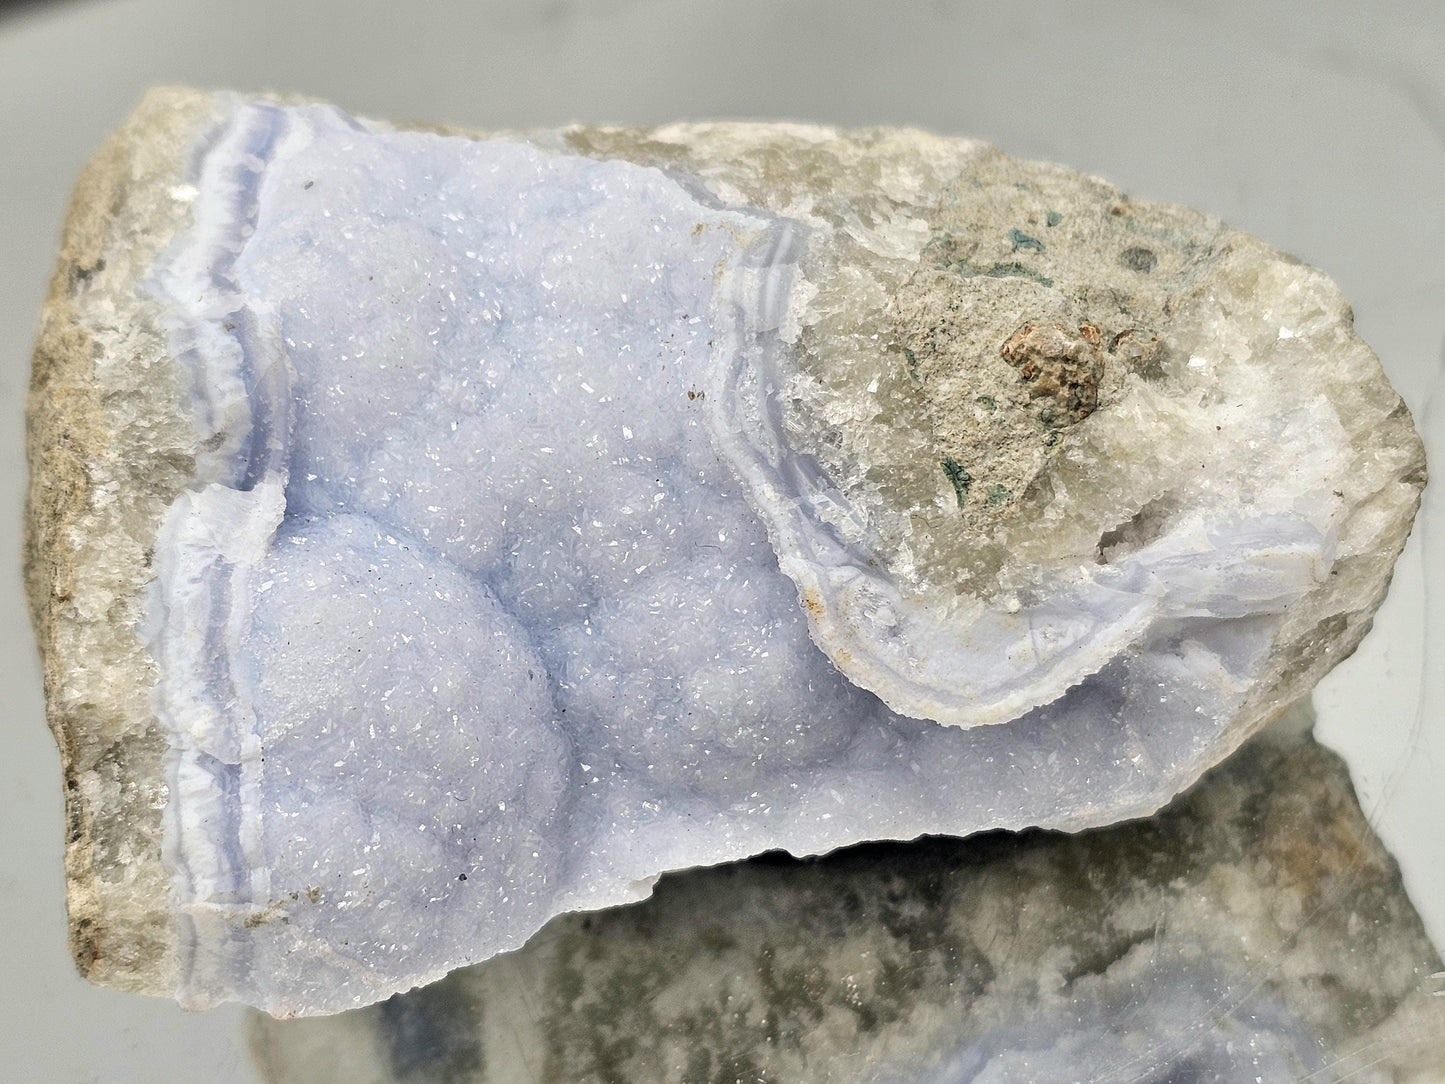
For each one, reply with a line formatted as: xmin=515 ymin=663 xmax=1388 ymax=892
xmin=25 ymin=88 xmax=1425 ymax=1015
xmin=250 ymin=713 xmax=1445 ymax=1082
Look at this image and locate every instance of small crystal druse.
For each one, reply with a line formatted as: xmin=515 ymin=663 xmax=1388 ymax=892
xmin=25 ymin=88 xmax=1424 ymax=1014
xmin=251 ymin=719 xmax=1445 ymax=1083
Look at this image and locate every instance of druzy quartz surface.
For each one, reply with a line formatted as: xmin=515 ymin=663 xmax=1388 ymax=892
xmin=25 ymin=89 xmax=1425 ymax=1014
xmin=250 ymin=715 xmax=1445 ymax=1083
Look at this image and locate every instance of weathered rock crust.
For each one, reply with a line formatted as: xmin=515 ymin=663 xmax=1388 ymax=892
xmin=26 ymin=87 xmax=1428 ymax=1002
xmin=25 ymin=88 xmax=223 ymax=994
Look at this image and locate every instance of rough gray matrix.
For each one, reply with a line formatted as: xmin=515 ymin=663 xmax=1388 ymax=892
xmin=25 ymin=88 xmax=1426 ymax=1014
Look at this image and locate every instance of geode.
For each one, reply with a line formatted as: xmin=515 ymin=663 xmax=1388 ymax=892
xmin=25 ymin=87 xmax=1425 ymax=1015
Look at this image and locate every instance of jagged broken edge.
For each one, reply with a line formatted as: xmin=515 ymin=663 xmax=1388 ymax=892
xmin=23 ymin=87 xmax=222 ymax=995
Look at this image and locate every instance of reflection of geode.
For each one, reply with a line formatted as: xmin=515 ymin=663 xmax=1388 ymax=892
xmin=248 ymin=717 xmax=1445 ymax=1082
xmin=26 ymin=89 xmax=1424 ymax=1015
xmin=918 ymin=968 xmax=1329 ymax=1084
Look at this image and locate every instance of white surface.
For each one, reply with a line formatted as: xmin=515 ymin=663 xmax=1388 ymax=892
xmin=1 ymin=1 xmax=1440 ymax=1079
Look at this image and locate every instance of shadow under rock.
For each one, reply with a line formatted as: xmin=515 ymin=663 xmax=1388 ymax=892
xmin=249 ymin=701 xmax=1445 ymax=1083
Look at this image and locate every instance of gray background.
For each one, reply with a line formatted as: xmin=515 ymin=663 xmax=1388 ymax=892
xmin=1 ymin=2 xmax=1441 ymax=1079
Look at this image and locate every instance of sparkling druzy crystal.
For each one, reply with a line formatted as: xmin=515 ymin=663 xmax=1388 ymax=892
xmin=249 ymin=716 xmax=1445 ymax=1083
xmin=25 ymin=88 xmax=1425 ymax=1014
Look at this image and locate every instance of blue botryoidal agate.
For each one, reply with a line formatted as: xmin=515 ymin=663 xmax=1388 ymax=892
xmin=27 ymin=89 xmax=1425 ymax=1016
xmin=250 ymin=718 xmax=1445 ymax=1082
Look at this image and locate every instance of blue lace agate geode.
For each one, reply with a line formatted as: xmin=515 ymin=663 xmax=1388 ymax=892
xmin=25 ymin=90 xmax=1425 ymax=1015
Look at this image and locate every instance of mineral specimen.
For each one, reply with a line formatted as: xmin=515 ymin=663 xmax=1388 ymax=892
xmin=250 ymin=713 xmax=1445 ymax=1082
xmin=25 ymin=88 xmax=1425 ymax=1015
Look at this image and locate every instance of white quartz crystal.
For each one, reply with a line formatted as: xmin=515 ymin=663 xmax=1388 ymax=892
xmin=25 ymin=90 xmax=1425 ymax=1015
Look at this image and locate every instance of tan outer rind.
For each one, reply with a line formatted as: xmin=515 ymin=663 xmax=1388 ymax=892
xmin=24 ymin=87 xmax=219 ymax=996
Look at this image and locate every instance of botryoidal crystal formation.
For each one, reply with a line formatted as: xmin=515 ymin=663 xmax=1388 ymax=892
xmin=251 ymin=715 xmax=1445 ymax=1082
xmin=25 ymin=88 xmax=1425 ymax=1015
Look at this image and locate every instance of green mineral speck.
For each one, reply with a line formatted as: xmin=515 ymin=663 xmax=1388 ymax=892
xmin=953 ymin=260 xmax=1055 ymax=288
xmin=977 ymin=395 xmax=997 ymax=413
xmin=983 ymin=261 xmax=1053 ymax=287
xmin=1008 ymin=228 xmax=1044 ymax=253
xmin=986 ymin=484 xmax=1009 ymax=507
xmin=901 ymin=345 xmax=921 ymax=382
xmin=941 ymin=458 xmax=972 ymax=508
xmin=1046 ymin=210 xmax=1063 ymax=227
